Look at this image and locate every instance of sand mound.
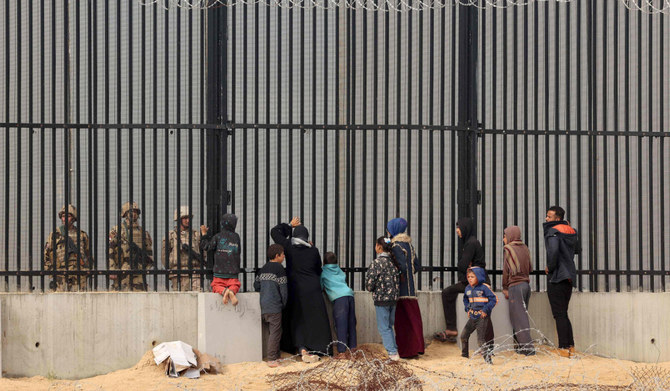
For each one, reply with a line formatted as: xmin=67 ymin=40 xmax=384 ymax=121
xmin=0 ymin=343 xmax=669 ymax=391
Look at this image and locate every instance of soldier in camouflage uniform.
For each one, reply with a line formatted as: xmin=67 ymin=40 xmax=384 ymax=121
xmin=43 ymin=205 xmax=91 ymax=291
xmin=108 ymin=202 xmax=154 ymax=291
xmin=162 ymin=206 xmax=208 ymax=291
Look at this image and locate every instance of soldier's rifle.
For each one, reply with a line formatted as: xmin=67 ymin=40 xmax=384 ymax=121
xmin=129 ymin=241 xmax=151 ymax=288
xmin=180 ymin=243 xmax=204 ymax=269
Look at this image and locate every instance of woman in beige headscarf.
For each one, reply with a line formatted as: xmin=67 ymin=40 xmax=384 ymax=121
xmin=502 ymin=225 xmax=535 ymax=355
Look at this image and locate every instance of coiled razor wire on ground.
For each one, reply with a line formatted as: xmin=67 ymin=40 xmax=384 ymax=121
xmin=263 ymin=337 xmax=670 ymax=391
xmin=137 ymin=0 xmax=670 ymax=13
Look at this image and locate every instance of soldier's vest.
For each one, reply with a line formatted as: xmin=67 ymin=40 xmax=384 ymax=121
xmin=52 ymin=226 xmax=89 ymax=270
xmin=117 ymin=222 xmax=152 ymax=264
xmin=168 ymin=229 xmax=201 ymax=269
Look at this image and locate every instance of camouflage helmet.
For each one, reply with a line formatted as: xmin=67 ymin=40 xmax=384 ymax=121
xmin=173 ymin=206 xmax=193 ymax=221
xmin=58 ymin=204 xmax=78 ymax=220
xmin=121 ymin=201 xmax=141 ymax=217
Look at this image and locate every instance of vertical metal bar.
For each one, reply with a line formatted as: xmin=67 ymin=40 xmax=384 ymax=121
xmin=450 ymin=6 xmax=456 ymax=285
xmin=311 ymin=6 xmax=316 ymax=252
xmin=660 ymin=15 xmax=666 ymax=292
xmin=503 ymin=5 xmax=508 ymax=253
xmin=28 ymin=0 xmax=34 ymax=290
xmin=395 ymin=10 xmax=401 ymax=218
xmin=153 ymin=2 xmax=159 ymax=291
xmin=164 ymin=5 xmax=171 ymax=290
xmin=434 ymin=9 xmax=438 ymax=290
xmin=636 ymin=7 xmax=642 ymax=291
xmin=1 ymin=0 xmax=8 ymax=288
xmin=140 ymin=0 xmax=148 ymax=289
xmin=300 ymin=6 xmax=305 ymax=219
xmin=40 ymin=0 xmax=46 ymax=292
xmin=589 ymin=0 xmax=598 ymax=292
xmin=417 ymin=7 xmax=423 ymax=289
xmin=533 ymin=3 xmax=540 ymax=290
xmin=384 ymin=9 xmax=389 ymax=224
xmin=647 ymin=11 xmax=654 ymax=292
xmin=16 ymin=0 xmax=23 ymax=290
xmin=406 ymin=2 xmax=413 ymax=228
xmin=602 ymin=0 xmax=609 ymax=292
xmin=115 ymin=0 xmax=123 ymax=292
xmin=576 ymin=0 xmax=583 ymax=291
xmin=334 ymin=5 xmax=340 ymax=255
xmin=439 ymin=3 xmax=445 ymax=287
xmin=75 ymin=0 xmax=83 ymax=290
xmin=362 ymin=8 xmax=368 ymax=289
xmin=373 ymin=7 xmax=378 ymax=276
xmin=613 ymin=0 xmax=620 ymax=292
xmin=384 ymin=9 xmax=389 ymax=223
xmin=347 ymin=6 xmax=354 ymax=284
xmin=104 ymin=0 xmax=111 ymax=290
xmin=254 ymin=0 xmax=260 ymax=277
xmin=188 ymin=5 xmax=197 ymax=287
xmin=288 ymin=5 xmax=293 ymax=221
xmin=513 ymin=5 xmax=519 ymax=230
xmin=242 ymin=4 xmax=248 ymax=290
xmin=92 ymin=0 xmax=99 ymax=290
xmin=491 ymin=6 xmax=498 ymax=287
xmin=522 ymin=3 xmax=529 ymax=289
xmin=276 ymin=2 xmax=281 ymax=232
xmin=52 ymin=0 xmax=59 ymax=290
xmin=241 ymin=2 xmax=248 ymax=290
xmin=323 ymin=6 xmax=328 ymax=254
xmin=564 ymin=1 xmax=572 ymax=289
xmin=128 ymin=1 xmax=136 ymax=290
xmin=265 ymin=1 xmax=271 ymax=279
xmin=177 ymin=4 xmax=187 ymax=285
xmin=479 ymin=6 xmax=486 ymax=286
xmin=624 ymin=3 xmax=631 ymax=290
xmin=199 ymin=7 xmax=205 ymax=288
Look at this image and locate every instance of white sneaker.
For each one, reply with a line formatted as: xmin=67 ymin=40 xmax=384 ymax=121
xmin=389 ymin=354 xmax=400 ymax=361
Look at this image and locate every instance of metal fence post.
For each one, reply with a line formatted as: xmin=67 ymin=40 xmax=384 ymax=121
xmin=206 ymin=6 xmax=227 ymax=276
xmin=457 ymin=5 xmax=479 ymax=229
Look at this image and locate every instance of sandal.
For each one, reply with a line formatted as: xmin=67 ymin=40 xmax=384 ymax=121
xmin=434 ymin=331 xmax=449 ymax=342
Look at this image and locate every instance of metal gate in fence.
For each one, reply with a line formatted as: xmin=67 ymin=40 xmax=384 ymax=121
xmin=0 ymin=1 xmax=668 ymax=293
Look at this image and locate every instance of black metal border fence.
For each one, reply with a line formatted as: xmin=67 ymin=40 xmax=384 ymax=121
xmin=0 ymin=1 xmax=668 ymax=293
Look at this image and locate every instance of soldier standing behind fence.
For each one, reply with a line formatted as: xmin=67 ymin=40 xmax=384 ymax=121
xmin=162 ymin=206 xmax=208 ymax=291
xmin=108 ymin=202 xmax=154 ymax=291
xmin=43 ymin=204 xmax=91 ymax=291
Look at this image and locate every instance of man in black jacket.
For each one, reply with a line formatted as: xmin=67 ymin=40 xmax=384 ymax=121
xmin=435 ymin=218 xmax=492 ymax=344
xmin=544 ymin=205 xmax=580 ymax=358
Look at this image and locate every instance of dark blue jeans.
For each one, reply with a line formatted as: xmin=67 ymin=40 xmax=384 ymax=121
xmin=332 ymin=295 xmax=357 ymax=353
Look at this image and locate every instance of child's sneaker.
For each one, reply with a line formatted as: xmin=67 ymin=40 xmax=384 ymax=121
xmin=389 ymin=354 xmax=400 ymax=361
xmin=461 ymin=353 xmax=469 ymax=359
xmin=266 ymin=360 xmax=279 ymax=368
xmin=484 ymin=354 xmax=492 ymax=364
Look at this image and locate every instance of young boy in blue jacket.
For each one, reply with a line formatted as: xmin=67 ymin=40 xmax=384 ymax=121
xmin=321 ymin=252 xmax=357 ymax=354
xmin=461 ymin=266 xmax=498 ymax=364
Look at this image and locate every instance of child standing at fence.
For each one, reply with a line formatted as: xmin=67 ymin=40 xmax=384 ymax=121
xmin=254 ymin=244 xmax=289 ymax=368
xmin=461 ymin=267 xmax=498 ymax=364
xmin=365 ymin=236 xmax=401 ymax=361
xmin=320 ymin=252 xmax=357 ymax=354
xmin=502 ymin=225 xmax=535 ymax=356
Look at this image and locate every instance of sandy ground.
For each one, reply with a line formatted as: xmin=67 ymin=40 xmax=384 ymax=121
xmin=0 ymin=341 xmax=668 ymax=391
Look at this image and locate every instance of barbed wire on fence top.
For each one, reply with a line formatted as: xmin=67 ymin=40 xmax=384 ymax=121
xmin=138 ymin=0 xmax=577 ymax=12
xmin=137 ymin=0 xmax=670 ymax=13
xmin=259 ymin=332 xmax=670 ymax=391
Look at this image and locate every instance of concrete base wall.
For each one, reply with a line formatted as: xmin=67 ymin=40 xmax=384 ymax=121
xmin=0 ymin=291 xmax=667 ymax=378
